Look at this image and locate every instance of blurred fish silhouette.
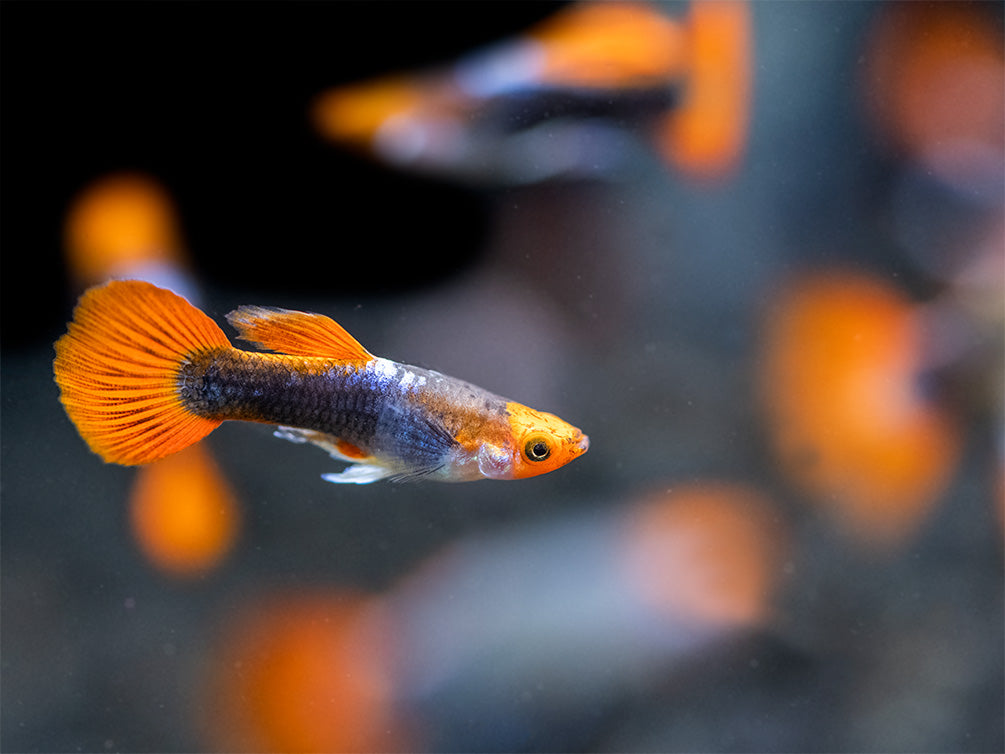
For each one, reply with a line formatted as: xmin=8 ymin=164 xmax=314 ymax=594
xmin=53 ymin=280 xmax=588 ymax=483
xmin=313 ymin=1 xmax=751 ymax=184
xmin=385 ymin=482 xmax=786 ymax=750
xmin=757 ymin=270 xmax=963 ymax=547
xmin=63 ymin=172 xmax=200 ymax=300
xmin=202 ymin=482 xmax=786 ymax=751
xmin=204 ymin=590 xmax=411 ymax=753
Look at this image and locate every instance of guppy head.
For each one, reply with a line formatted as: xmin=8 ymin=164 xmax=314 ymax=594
xmin=473 ymin=402 xmax=589 ymax=480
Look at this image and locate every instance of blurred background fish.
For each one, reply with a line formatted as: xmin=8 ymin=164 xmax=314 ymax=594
xmin=201 ymin=482 xmax=788 ymax=753
xmin=382 ymin=482 xmax=788 ymax=752
xmin=2 ymin=1 xmax=1002 ymax=753
xmin=312 ymin=0 xmax=751 ymax=184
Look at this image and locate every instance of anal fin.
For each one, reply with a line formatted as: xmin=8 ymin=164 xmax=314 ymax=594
xmin=275 ymin=426 xmax=394 ymax=484
xmin=274 ymin=426 xmax=441 ymax=485
xmin=274 ymin=427 xmax=373 ymax=463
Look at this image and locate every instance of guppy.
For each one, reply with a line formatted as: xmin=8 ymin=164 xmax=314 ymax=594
xmin=53 ymin=280 xmax=588 ymax=483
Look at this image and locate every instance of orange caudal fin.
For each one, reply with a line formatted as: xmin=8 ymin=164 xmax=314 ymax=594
xmin=53 ymin=280 xmax=232 ymax=465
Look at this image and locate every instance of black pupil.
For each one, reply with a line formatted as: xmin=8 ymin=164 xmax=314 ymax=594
xmin=529 ymin=441 xmax=549 ymax=460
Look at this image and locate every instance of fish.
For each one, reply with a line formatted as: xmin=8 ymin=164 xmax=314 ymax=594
xmin=312 ymin=1 xmax=751 ymax=183
xmin=52 ymin=280 xmax=589 ymax=484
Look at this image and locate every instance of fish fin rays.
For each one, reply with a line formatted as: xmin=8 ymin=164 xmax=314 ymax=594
xmin=387 ymin=464 xmax=446 ymax=483
xmin=321 ymin=462 xmax=444 ymax=484
xmin=53 ymin=280 xmax=228 ymax=465
xmin=227 ymin=306 xmax=373 ymax=362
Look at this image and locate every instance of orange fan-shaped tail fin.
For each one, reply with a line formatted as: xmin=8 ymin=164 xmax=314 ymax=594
xmin=54 ymin=279 xmax=231 ymax=465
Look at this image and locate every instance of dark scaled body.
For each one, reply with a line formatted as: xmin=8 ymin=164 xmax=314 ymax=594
xmin=176 ymin=347 xmax=513 ymax=476
xmin=179 ymin=348 xmax=380 ymax=441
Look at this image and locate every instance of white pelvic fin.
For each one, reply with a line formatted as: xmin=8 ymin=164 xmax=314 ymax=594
xmin=321 ymin=464 xmax=395 ymax=485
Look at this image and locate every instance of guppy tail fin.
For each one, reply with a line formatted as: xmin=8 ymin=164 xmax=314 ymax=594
xmin=53 ymin=279 xmax=231 ymax=465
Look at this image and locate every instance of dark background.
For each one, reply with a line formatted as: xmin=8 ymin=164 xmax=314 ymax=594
xmin=2 ymin=1 xmax=560 ymax=346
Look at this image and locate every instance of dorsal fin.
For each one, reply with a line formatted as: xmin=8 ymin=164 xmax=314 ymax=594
xmin=226 ymin=306 xmax=373 ymax=362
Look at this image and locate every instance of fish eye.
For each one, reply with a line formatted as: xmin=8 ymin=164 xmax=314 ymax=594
xmin=524 ymin=436 xmax=551 ymax=462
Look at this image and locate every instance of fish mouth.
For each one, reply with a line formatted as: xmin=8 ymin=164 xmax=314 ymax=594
xmin=576 ymin=433 xmax=590 ymax=454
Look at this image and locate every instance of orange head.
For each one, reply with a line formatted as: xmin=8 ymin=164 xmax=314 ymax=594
xmin=504 ymin=402 xmax=589 ymax=480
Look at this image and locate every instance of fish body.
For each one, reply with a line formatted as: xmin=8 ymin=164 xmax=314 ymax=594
xmin=53 ymin=280 xmax=588 ymax=483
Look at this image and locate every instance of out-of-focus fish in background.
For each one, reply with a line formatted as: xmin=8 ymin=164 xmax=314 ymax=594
xmin=64 ymin=173 xmax=200 ymax=301
xmin=312 ymin=0 xmax=751 ymax=184
xmin=53 ymin=280 xmax=588 ymax=483
xmin=202 ymin=590 xmax=410 ymax=754
xmin=855 ymin=0 xmax=1004 ymax=547
xmin=757 ymin=269 xmax=964 ymax=547
xmin=202 ymin=481 xmax=789 ymax=753
xmin=63 ymin=173 xmax=242 ymax=578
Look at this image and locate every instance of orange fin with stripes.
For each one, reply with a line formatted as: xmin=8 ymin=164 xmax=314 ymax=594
xmin=226 ymin=306 xmax=373 ymax=362
xmin=53 ymin=279 xmax=231 ymax=465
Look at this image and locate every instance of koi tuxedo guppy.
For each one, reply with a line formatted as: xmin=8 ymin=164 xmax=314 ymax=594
xmin=53 ymin=280 xmax=588 ymax=483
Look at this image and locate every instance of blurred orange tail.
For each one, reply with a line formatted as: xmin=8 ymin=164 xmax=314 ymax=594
xmin=53 ymin=279 xmax=231 ymax=465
